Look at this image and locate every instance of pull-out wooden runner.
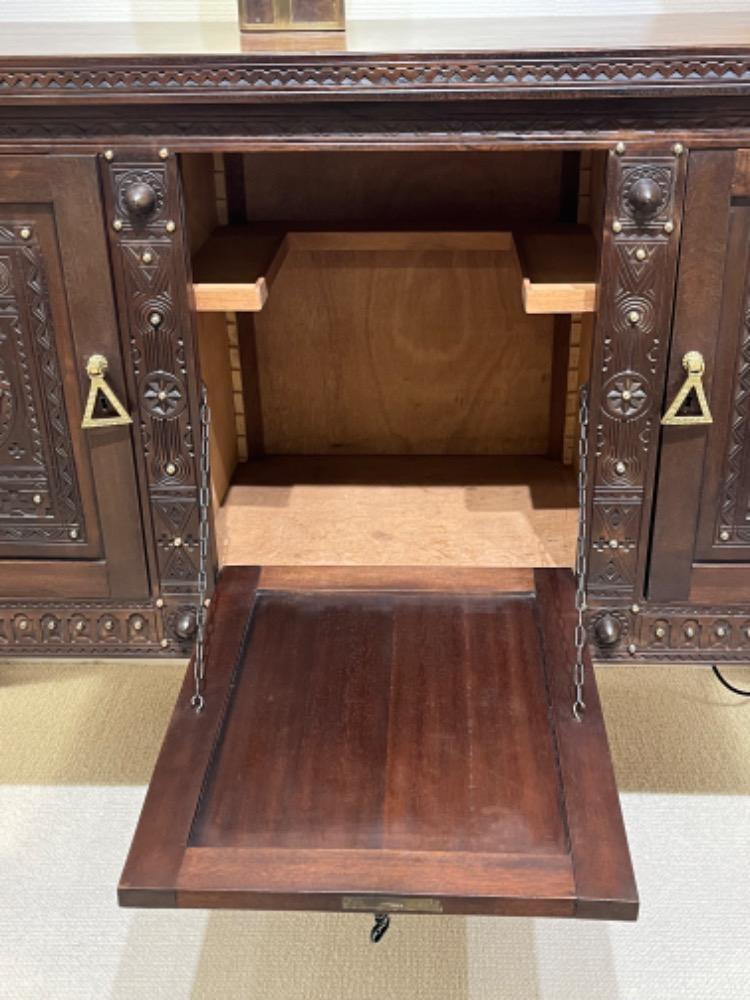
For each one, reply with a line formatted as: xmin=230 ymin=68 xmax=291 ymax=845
xmin=120 ymin=566 xmax=637 ymax=920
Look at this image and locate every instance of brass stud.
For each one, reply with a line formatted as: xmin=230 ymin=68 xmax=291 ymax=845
xmin=635 ymin=247 xmax=647 ymax=261
xmin=621 ymin=389 xmax=632 ymax=401
xmin=627 ymin=310 xmax=640 ymax=326
xmin=75 ymin=620 xmax=86 ymax=633
xmin=614 ymin=141 xmax=626 ymax=155
xmin=32 ymin=494 xmax=42 ymax=505
xmin=158 ymin=148 xmax=169 ymax=160
xmin=720 ymin=529 xmax=730 ymax=541
xmin=165 ymin=220 xmax=176 ymax=234
xmin=631 ymin=604 xmax=641 ymax=614
xmin=160 ymin=638 xmax=170 ymax=648
xmin=609 ymin=539 xmax=619 ymax=549
xmin=664 ymin=221 xmax=675 ymax=234
xmin=141 ymin=251 xmax=154 ymax=265
xmin=716 ymin=625 xmax=727 ymax=638
xmin=166 ymin=462 xmax=177 ymax=476
xmin=149 ymin=312 xmax=163 ymax=328
xmin=104 ymin=619 xmax=114 ymax=631
xmin=673 ymin=142 xmax=685 ymax=156
xmin=18 ymin=620 xmax=28 ymax=632
xmin=655 ymin=625 xmax=666 ymax=639
xmin=19 ymin=227 xmax=31 ymax=240
xmin=103 ymin=149 xmax=114 ymax=161
xmin=685 ymin=625 xmax=695 ymax=639
xmin=112 ymin=219 xmax=123 ymax=232
xmin=173 ymin=536 xmax=183 ymax=547
xmin=69 ymin=528 xmax=79 ymax=540
xmin=47 ymin=620 xmax=56 ymax=632
xmin=132 ymin=618 xmax=144 ymax=632
xmin=155 ymin=598 xmax=165 ymax=609
xmin=612 ymin=220 xmax=623 ymax=234
xmin=615 ymin=461 xmax=626 ymax=475
xmin=204 ymin=598 xmax=211 ymax=608
xmin=627 ymin=643 xmax=637 ymax=655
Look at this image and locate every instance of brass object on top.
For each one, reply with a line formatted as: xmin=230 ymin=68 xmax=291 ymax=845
xmin=81 ymin=354 xmax=133 ymax=429
xmin=661 ymin=350 xmax=713 ymax=426
xmin=238 ymin=0 xmax=345 ymax=32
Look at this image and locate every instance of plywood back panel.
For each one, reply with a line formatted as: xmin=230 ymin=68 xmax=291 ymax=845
xmin=254 ymin=246 xmax=554 ymax=454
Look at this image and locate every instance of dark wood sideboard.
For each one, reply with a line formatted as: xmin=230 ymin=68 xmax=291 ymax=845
xmin=2 ymin=14 xmax=750 ymax=921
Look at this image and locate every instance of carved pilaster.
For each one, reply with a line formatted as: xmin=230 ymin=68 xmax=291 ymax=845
xmin=100 ymin=151 xmax=215 ymax=630
xmin=586 ymin=144 xmax=687 ymax=602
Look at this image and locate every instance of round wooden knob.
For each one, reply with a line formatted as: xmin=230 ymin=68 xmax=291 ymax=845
xmin=123 ymin=181 xmax=158 ymax=217
xmin=627 ymin=177 xmax=664 ymax=218
xmin=594 ymin=614 xmax=622 ymax=647
xmin=174 ymin=608 xmax=197 ymax=640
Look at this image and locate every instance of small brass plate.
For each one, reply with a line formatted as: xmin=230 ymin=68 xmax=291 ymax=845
xmin=342 ymin=896 xmax=443 ymax=914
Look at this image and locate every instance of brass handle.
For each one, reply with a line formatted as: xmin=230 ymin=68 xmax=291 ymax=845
xmin=661 ymin=351 xmax=713 ymax=426
xmin=81 ymin=354 xmax=133 ymax=429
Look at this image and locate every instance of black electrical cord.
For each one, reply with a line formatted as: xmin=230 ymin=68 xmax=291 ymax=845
xmin=712 ymin=664 xmax=750 ymax=697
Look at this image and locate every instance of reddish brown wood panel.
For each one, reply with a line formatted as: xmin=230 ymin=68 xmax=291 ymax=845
xmin=120 ymin=566 xmax=637 ymax=920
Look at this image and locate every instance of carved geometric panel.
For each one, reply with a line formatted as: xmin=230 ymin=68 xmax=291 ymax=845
xmin=0 ymin=225 xmax=85 ymax=546
xmin=715 ymin=263 xmax=750 ymax=547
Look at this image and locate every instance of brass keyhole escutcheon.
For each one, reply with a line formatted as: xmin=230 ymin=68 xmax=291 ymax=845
xmin=661 ymin=350 xmax=713 ymax=426
xmin=81 ymin=354 xmax=133 ymax=429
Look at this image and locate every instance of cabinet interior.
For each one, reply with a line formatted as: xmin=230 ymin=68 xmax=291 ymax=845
xmin=181 ymin=149 xmax=606 ymax=570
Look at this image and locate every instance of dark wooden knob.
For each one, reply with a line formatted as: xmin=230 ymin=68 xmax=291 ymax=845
xmin=627 ymin=177 xmax=664 ymax=218
xmin=123 ymin=181 xmax=158 ymax=217
xmin=174 ymin=608 xmax=197 ymax=640
xmin=594 ymin=614 xmax=622 ymax=647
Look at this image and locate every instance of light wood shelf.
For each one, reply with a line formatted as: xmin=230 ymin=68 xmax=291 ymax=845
xmin=191 ymin=224 xmax=597 ymax=316
xmin=515 ymin=226 xmax=598 ymax=314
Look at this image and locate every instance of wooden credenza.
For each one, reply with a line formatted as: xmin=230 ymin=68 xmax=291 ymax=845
xmin=2 ymin=12 xmax=750 ymax=922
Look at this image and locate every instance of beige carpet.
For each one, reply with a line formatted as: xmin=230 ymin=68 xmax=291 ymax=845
xmin=1 ymin=658 xmax=749 ymax=999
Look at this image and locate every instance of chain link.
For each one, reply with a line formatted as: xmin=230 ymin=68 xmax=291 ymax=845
xmin=573 ymin=383 xmax=590 ymax=722
xmin=190 ymin=382 xmax=212 ymax=714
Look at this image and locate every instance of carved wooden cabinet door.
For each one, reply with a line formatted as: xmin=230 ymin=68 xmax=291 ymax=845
xmin=649 ymin=150 xmax=750 ymax=605
xmin=0 ymin=157 xmax=149 ymax=600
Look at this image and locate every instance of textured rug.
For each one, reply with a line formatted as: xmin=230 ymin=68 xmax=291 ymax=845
xmin=1 ymin=658 xmax=749 ymax=1000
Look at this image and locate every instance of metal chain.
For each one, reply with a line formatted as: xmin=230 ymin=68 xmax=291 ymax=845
xmin=191 ymin=382 xmax=212 ymax=714
xmin=573 ymin=383 xmax=590 ymax=722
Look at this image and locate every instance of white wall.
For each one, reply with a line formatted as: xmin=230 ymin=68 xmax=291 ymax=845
xmin=0 ymin=1 xmax=744 ymax=23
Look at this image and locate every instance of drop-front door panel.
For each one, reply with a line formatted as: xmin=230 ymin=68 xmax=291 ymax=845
xmin=0 ymin=157 xmax=149 ymax=599
xmin=649 ymin=149 xmax=750 ymax=604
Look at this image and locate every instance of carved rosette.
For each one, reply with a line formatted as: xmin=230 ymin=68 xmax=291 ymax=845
xmin=0 ymin=225 xmax=85 ymax=545
xmin=101 ymin=153 xmax=210 ymax=608
xmin=586 ymin=146 xmax=686 ymax=601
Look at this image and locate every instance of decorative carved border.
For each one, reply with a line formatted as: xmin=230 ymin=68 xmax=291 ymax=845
xmin=593 ymin=604 xmax=750 ymax=661
xmin=3 ymin=52 xmax=750 ymax=103
xmin=0 ymin=598 xmax=193 ymax=656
